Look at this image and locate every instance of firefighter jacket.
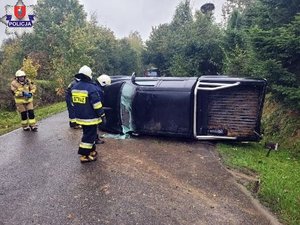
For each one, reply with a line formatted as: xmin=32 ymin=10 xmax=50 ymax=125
xmin=11 ymin=78 xmax=36 ymax=104
xmin=65 ymin=79 xmax=79 ymax=99
xmin=95 ymin=81 xmax=104 ymax=99
xmin=71 ymin=76 xmax=105 ymax=126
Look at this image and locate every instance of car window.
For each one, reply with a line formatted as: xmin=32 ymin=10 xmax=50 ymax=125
xmin=120 ymin=82 xmax=136 ymax=134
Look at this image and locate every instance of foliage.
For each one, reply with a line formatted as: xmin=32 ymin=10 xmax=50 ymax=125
xmin=126 ymin=31 xmax=144 ymax=75
xmin=0 ymin=40 xmax=23 ymax=82
xmin=143 ymin=23 xmax=171 ymax=75
xmin=143 ymin=1 xmax=224 ymax=76
xmin=222 ymin=0 xmax=255 ymax=24
xmin=116 ymin=38 xmax=140 ymax=75
xmin=170 ymin=0 xmax=193 ymax=28
xmin=242 ymin=0 xmax=300 ymax=29
xmin=35 ymin=79 xmax=63 ymax=105
xmin=0 ymin=40 xmax=23 ymax=110
xmin=22 ymin=57 xmax=40 ymax=81
xmin=223 ymin=0 xmax=300 ymax=110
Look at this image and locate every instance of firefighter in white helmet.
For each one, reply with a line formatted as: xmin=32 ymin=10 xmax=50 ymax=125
xmin=71 ymin=66 xmax=106 ymax=163
xmin=11 ymin=70 xmax=38 ymax=131
xmin=95 ymin=74 xmax=111 ymax=144
xmin=97 ymin=74 xmax=111 ymax=87
xmin=96 ymin=74 xmax=111 ymax=102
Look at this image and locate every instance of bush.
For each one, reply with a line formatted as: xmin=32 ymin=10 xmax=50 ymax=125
xmin=35 ymin=80 xmax=64 ymax=107
xmin=0 ymin=79 xmax=16 ymax=111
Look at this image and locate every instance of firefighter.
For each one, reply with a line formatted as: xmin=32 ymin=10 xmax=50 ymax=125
xmin=11 ymin=70 xmax=38 ymax=131
xmin=65 ymin=77 xmax=81 ymax=129
xmin=71 ymin=65 xmax=106 ymax=163
xmin=97 ymin=74 xmax=112 ymax=90
xmin=95 ymin=74 xmax=111 ymax=144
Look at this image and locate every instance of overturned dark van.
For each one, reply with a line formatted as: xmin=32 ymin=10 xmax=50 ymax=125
xmin=100 ymin=75 xmax=267 ymax=141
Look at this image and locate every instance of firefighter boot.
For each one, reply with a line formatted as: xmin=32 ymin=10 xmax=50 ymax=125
xmin=80 ymin=154 xmax=97 ymax=163
xmin=90 ymin=150 xmax=98 ymax=157
xmin=28 ymin=110 xmax=37 ymax=132
xmin=95 ymin=139 xmax=104 ymax=144
xmin=23 ymin=126 xmax=30 ymax=131
xmin=95 ymin=134 xmax=104 ymax=144
xmin=30 ymin=125 xmax=38 ymax=132
xmin=70 ymin=121 xmax=82 ymax=129
xmin=73 ymin=124 xmax=82 ymax=129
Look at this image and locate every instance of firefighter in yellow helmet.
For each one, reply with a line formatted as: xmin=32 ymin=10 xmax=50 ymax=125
xmin=11 ymin=70 xmax=38 ymax=131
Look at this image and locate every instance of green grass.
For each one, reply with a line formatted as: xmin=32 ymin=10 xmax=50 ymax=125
xmin=0 ymin=102 xmax=66 ymax=135
xmin=218 ymin=142 xmax=300 ymax=225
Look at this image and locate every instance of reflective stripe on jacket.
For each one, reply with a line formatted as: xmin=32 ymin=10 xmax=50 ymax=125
xmin=71 ymin=77 xmax=104 ymax=126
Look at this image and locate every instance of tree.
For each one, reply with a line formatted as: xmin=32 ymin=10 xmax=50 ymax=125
xmin=127 ymin=31 xmax=144 ymax=54
xmin=125 ymin=31 xmax=144 ymax=75
xmin=259 ymin=0 xmax=300 ymax=27
xmin=248 ymin=18 xmax=300 ymax=109
xmin=116 ymin=39 xmax=139 ymax=75
xmin=143 ymin=24 xmax=172 ymax=75
xmin=87 ymin=21 xmax=119 ymax=75
xmin=171 ymin=0 xmax=193 ymax=28
xmin=0 ymin=39 xmax=23 ymax=109
xmin=144 ymin=1 xmax=224 ymax=76
xmin=186 ymin=11 xmax=224 ymax=75
xmin=0 ymin=40 xmax=23 ymax=81
xmin=22 ymin=57 xmax=40 ymax=81
xmin=223 ymin=0 xmax=300 ymax=109
xmin=222 ymin=0 xmax=255 ymax=24
xmin=21 ymin=0 xmax=88 ymax=80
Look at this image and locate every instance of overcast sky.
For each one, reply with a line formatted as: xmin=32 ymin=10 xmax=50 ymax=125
xmin=0 ymin=0 xmax=226 ymax=43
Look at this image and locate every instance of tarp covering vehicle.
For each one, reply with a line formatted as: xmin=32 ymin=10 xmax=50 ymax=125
xmin=101 ymin=76 xmax=267 ymax=141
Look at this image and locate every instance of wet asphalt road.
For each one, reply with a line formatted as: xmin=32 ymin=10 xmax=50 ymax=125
xmin=0 ymin=111 xmax=279 ymax=225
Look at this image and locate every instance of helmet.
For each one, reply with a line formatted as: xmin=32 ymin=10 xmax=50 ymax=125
xmin=97 ymin=74 xmax=111 ymax=86
xmin=78 ymin=65 xmax=92 ymax=79
xmin=15 ymin=70 xmax=26 ymax=77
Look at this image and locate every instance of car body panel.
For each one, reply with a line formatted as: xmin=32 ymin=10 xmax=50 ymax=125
xmin=100 ymin=76 xmax=267 ymax=141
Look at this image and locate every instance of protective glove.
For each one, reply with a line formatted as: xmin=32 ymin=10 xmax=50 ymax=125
xmin=23 ymin=92 xmax=33 ymax=98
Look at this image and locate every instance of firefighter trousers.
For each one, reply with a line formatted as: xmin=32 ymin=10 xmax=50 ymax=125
xmin=78 ymin=125 xmax=98 ymax=156
xmin=16 ymin=102 xmax=36 ymax=127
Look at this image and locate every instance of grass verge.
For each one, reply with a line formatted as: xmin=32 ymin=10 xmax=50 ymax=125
xmin=0 ymin=102 xmax=66 ymax=135
xmin=218 ymin=143 xmax=300 ymax=225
